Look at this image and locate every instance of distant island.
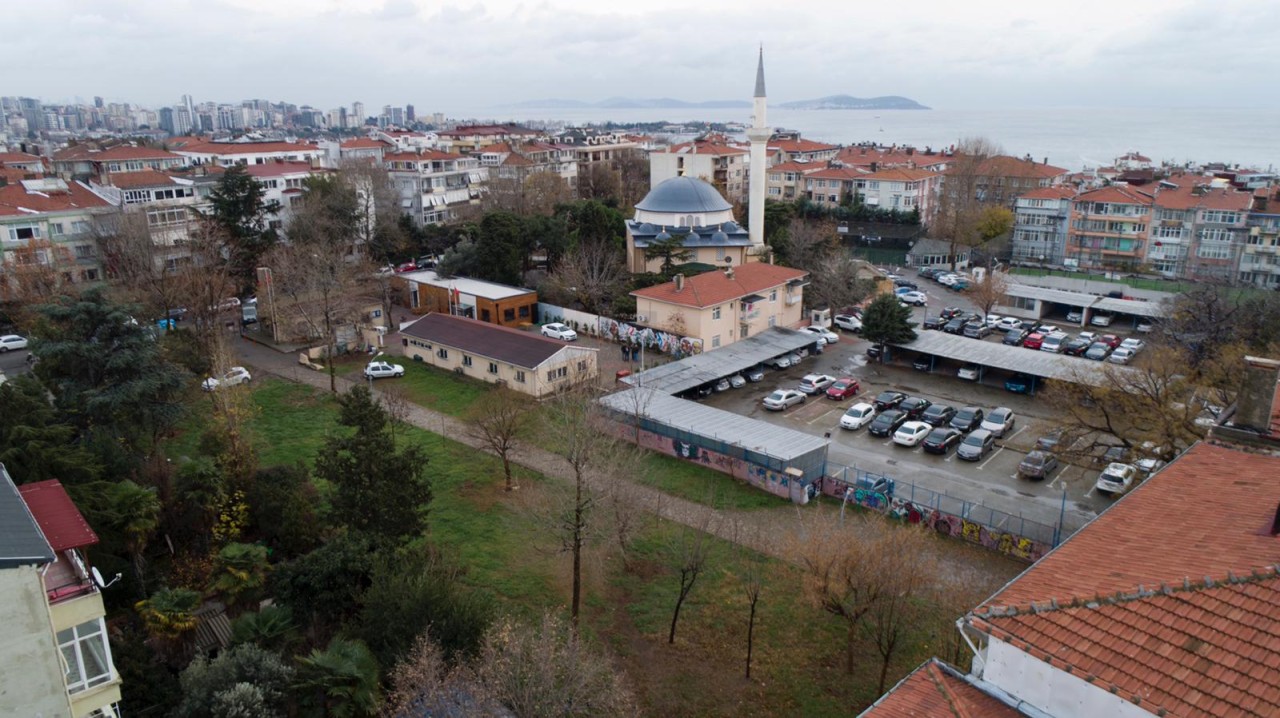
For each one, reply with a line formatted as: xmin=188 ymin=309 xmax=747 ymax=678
xmin=506 ymin=97 xmax=751 ymax=110
xmin=777 ymin=95 xmax=929 ymax=110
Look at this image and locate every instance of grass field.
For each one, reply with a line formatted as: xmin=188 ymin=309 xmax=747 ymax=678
xmin=167 ymin=378 xmax=1011 ymax=715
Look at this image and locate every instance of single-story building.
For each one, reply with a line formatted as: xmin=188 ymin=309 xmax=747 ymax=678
xmin=906 ymin=237 xmax=970 ymax=270
xmin=630 ymin=263 xmax=809 ymax=350
xmin=400 ymin=312 xmax=598 ymax=397
xmin=394 ymin=270 xmax=538 ymax=328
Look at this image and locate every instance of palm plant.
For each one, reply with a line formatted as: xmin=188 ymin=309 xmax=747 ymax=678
xmin=294 ymin=637 xmax=382 ymax=718
xmin=208 ymin=542 xmax=270 ymax=614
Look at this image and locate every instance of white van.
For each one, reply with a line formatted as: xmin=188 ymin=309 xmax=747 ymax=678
xmin=1040 ymin=332 xmax=1069 ymax=354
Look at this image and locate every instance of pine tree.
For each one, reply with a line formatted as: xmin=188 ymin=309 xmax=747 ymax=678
xmin=860 ymin=292 xmax=918 ymax=360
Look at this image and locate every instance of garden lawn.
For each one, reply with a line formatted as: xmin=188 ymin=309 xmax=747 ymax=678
xmin=356 ymin=359 xmax=490 ymax=416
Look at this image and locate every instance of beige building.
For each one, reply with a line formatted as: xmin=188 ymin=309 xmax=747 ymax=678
xmin=648 ymin=136 xmax=750 ymax=204
xmin=399 ymin=312 xmax=598 ymax=397
xmin=0 ymin=469 xmax=122 ymax=718
xmin=631 ymin=263 xmax=809 ymax=348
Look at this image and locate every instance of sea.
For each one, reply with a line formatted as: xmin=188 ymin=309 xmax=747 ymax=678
xmin=455 ymin=106 xmax=1280 ymax=173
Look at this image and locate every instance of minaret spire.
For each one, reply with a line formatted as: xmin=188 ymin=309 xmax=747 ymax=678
xmin=747 ymin=46 xmax=770 ymax=255
xmin=754 ymin=46 xmax=767 ymax=98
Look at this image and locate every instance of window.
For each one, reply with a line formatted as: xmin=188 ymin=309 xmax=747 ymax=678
xmin=515 ymin=370 xmax=526 ymax=383
xmin=769 ymin=290 xmax=777 ymax=302
xmin=123 ymin=190 xmax=149 ymax=204
xmin=74 ymin=244 xmax=94 ymax=258
xmin=712 ymin=306 xmax=721 ymax=320
xmin=711 ymin=334 xmax=721 ymax=348
xmin=436 ymin=348 xmax=448 ymax=359
xmin=547 ymin=367 xmax=567 ymax=381
xmin=1201 ymin=210 xmax=1240 ymax=224
xmin=50 ymin=222 xmax=65 ymax=236
xmin=146 ymin=208 xmax=187 ymax=227
xmin=519 ymin=305 xmax=530 ymax=318
xmin=1199 ymin=228 xmax=1232 ymax=242
xmin=463 ymin=355 xmax=473 ymax=367
xmin=488 ymin=362 xmax=498 ymax=374
xmin=578 ymin=361 xmax=588 ymax=371
xmin=7 ymin=225 xmax=40 ymax=241
xmin=767 ymin=315 xmax=777 ymax=327
xmin=58 ymin=618 xmax=114 ymax=693
xmin=504 ymin=308 xmax=515 ymax=321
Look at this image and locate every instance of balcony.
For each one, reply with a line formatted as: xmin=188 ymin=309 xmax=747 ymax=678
xmin=45 ymin=549 xmax=96 ymax=604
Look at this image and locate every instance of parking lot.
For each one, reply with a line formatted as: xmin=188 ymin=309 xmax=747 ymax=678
xmin=693 ymin=318 xmax=1115 ymax=535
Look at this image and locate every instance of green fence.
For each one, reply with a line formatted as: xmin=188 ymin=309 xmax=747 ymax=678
xmin=847 ymin=247 xmax=908 ymax=266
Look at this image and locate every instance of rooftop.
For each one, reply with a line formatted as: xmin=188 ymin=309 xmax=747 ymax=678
xmin=888 ymin=330 xmax=1139 ymax=386
xmin=17 ymin=480 xmax=98 ymax=552
xmin=1075 ymin=184 xmax=1154 ymax=206
xmin=0 ymin=179 xmax=114 ymax=218
xmin=620 ymin=327 xmax=820 ymax=395
xmin=635 ymin=176 xmax=733 ymax=214
xmin=859 ymin=659 xmax=1020 ymax=718
xmin=242 ymin=161 xmax=318 ymax=178
xmin=631 ymin=264 xmax=808 ymax=310
xmin=971 ymin=155 xmax=1069 ymax=180
xmin=102 ymin=170 xmax=182 ymax=189
xmin=0 ymin=465 xmax=55 ymax=569
xmin=397 ymin=270 xmax=534 ymax=300
xmin=400 ymin=313 xmax=590 ymax=370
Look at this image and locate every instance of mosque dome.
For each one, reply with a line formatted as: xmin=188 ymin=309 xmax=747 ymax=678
xmin=635 ymin=176 xmax=732 ymax=214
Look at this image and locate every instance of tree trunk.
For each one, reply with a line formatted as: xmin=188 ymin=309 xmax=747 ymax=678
xmin=571 ymin=475 xmax=583 ymax=625
xmin=846 ymin=621 xmax=857 ymax=675
xmin=669 ymin=583 xmax=689 ymax=645
xmin=877 ymin=649 xmax=892 ymax=695
xmin=745 ymin=595 xmax=758 ymax=679
xmin=502 ymin=454 xmax=514 ymax=491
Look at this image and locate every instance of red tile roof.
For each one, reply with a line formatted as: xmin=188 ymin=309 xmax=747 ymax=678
xmin=0 ymin=167 xmax=38 ymax=184
xmin=17 ymin=480 xmax=98 ymax=552
xmin=835 ymin=146 xmax=950 ymax=170
xmin=437 ymin=124 xmax=538 ymax=138
xmin=969 ymin=441 xmax=1280 ymax=717
xmin=768 ymin=160 xmax=826 ymax=175
xmin=806 ymin=166 xmax=865 ymax=181
xmin=104 ymin=170 xmax=180 ymax=189
xmin=861 ymin=659 xmax=1020 ymax=717
xmin=0 ymin=180 xmax=113 ymax=217
xmin=340 ymin=137 xmax=389 ymax=150
xmin=0 ymin=151 xmax=44 ymax=165
xmin=171 ymin=140 xmax=321 ymax=156
xmin=631 ymin=263 xmax=808 ymax=309
xmin=53 ymin=144 xmax=182 ymax=162
xmin=1154 ymin=178 xmax=1253 ymax=212
xmin=858 ymin=167 xmax=940 ymax=182
xmin=769 ymin=138 xmax=839 ymax=154
xmin=242 ymin=161 xmax=318 ymax=178
xmin=971 ymin=155 xmax=1068 ymax=180
xmin=1018 ymin=186 xmax=1078 ymax=201
xmin=1074 ymin=184 xmax=1153 ymax=206
xmin=384 ymin=150 xmax=460 ymax=162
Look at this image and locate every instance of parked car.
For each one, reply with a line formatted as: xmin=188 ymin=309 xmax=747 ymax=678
xmin=1120 ymin=337 xmax=1146 ymax=353
xmin=744 ymin=365 xmax=766 ymax=382
xmin=1095 ymin=462 xmax=1139 ymax=496
xmin=1040 ymin=333 xmax=1068 ymax=353
xmin=1090 ymin=312 xmax=1114 ymax=327
xmin=540 ymin=322 xmax=578 ymax=341
xmin=1034 ymin=324 xmax=1061 ymax=336
xmin=937 ymin=273 xmax=958 ymax=287
xmin=865 ymin=344 xmax=883 ymax=360
xmin=950 ymin=278 xmax=972 ymax=291
xmin=892 ymin=421 xmax=933 ymax=447
xmin=958 ymin=364 xmax=981 ymax=381
xmin=714 ymin=378 xmax=732 ymax=392
xmin=1018 ymin=451 xmax=1060 ymax=480
xmin=798 ymin=373 xmax=837 ymax=395
xmin=1096 ymin=334 xmax=1120 ymax=349
xmin=1135 ymin=319 xmax=1155 ymax=333
xmin=1036 ymin=428 xmax=1069 ymax=452
xmin=1063 ymin=338 xmax=1092 ymax=356
xmin=868 ymin=409 xmax=909 ymax=437
xmin=833 ymin=314 xmax=863 ymax=333
xmin=763 ymin=388 xmax=806 ymax=411
xmin=1077 ymin=331 xmax=1097 ymax=344
xmin=923 ymin=315 xmax=945 ymax=331
xmin=1066 ymin=310 xmax=1084 ymax=323
xmin=873 ymin=390 xmax=907 ymax=411
xmin=940 ymin=306 xmax=966 ymax=320
xmin=0 ymin=334 xmax=30 ymax=352
xmin=839 ymin=402 xmax=877 ymax=430
xmin=395 ymin=261 xmax=418 ymax=273
xmin=1108 ymin=347 xmax=1137 ymax=364
xmin=825 ymin=377 xmax=861 ymax=401
xmin=899 ymin=291 xmax=928 ymax=306
xmin=765 ymin=353 xmax=794 ymax=369
xmin=962 ymin=322 xmax=992 ymax=339
xmin=216 ymin=297 xmax=242 ymax=312
xmin=980 ymin=407 xmax=1016 ymax=437
xmin=894 ymin=279 xmax=919 ymax=290
xmin=801 ymin=325 xmax=840 ymax=344
xmin=950 ymin=406 xmax=986 ymax=433
xmin=912 ymin=356 xmax=932 ymax=371
xmin=1002 ymin=328 xmax=1030 ymax=346
xmin=943 ymin=317 xmax=968 ymax=334
xmin=1085 ymin=342 xmax=1112 ymax=360
xmin=996 ymin=317 xmax=1025 ymax=332
xmin=956 ymin=429 xmax=996 ymax=461
xmin=1022 ymin=332 xmax=1045 ymax=350
xmin=921 ymin=404 xmax=957 ymax=427
xmin=899 ymin=396 xmax=933 ymax=420
xmin=728 ymin=374 xmax=747 ymax=389
xmin=694 ymin=383 xmax=715 ymax=399
xmin=364 ymin=360 xmax=406 ymax=379
xmin=921 ymin=426 xmax=963 ymax=454
xmin=202 ymin=366 xmax=252 ymax=391
xmin=1005 ymin=373 xmax=1033 ymax=394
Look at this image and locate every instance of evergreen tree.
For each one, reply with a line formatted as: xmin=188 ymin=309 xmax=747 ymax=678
xmin=642 ymin=233 xmax=693 ymax=275
xmin=314 ymin=387 xmax=432 ymax=547
xmin=860 ymin=292 xmax=918 ymax=359
xmin=206 ymin=165 xmax=281 ymax=288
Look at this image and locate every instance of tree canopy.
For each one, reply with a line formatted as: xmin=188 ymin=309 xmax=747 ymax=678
xmin=859 ymin=292 xmax=918 ymax=351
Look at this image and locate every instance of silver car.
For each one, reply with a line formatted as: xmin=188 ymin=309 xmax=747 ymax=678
xmin=956 ymin=429 xmax=996 ymax=461
xmin=763 ymin=389 xmax=806 ymax=411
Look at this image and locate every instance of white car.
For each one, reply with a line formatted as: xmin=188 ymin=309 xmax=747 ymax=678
xmin=217 ymin=297 xmax=242 ymax=312
xmin=985 ymin=314 xmax=1002 ymax=328
xmin=1096 ymin=463 xmax=1139 ymax=496
xmin=1120 ymin=337 xmax=1146 ymax=353
xmin=892 ymin=421 xmax=932 ymax=447
xmin=898 ymin=291 xmax=928 ymax=306
xmin=1107 ymin=347 xmax=1137 ymax=364
xmin=1136 ymin=320 xmax=1154 ymax=333
xmin=202 ymin=366 xmax=252 ymax=391
xmin=996 ymin=317 xmax=1024 ymax=332
xmin=0 ymin=334 xmax=29 ymax=352
xmin=840 ymin=402 xmax=877 ymax=430
xmin=540 ymin=322 xmax=577 ymax=341
xmin=980 ymin=407 xmax=1016 ymax=437
xmin=1066 ymin=310 xmax=1084 ymax=323
xmin=1090 ymin=313 xmax=1114 ymax=327
xmin=1077 ymin=331 xmax=1097 ymax=344
xmin=801 ymin=326 xmax=839 ymax=344
xmin=937 ymin=274 xmax=957 ymax=286
xmin=763 ymin=389 xmax=806 ymax=411
xmin=833 ymin=314 xmax=863 ymax=332
xmin=798 ymin=373 xmax=837 ymax=395
xmin=957 ymin=364 xmax=980 ymax=381
xmin=364 ymin=360 xmax=406 ymax=379
xmin=766 ymin=353 xmax=794 ymax=369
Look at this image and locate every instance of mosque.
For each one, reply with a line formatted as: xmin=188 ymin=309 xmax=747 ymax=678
xmin=624 ymin=50 xmax=772 ymax=273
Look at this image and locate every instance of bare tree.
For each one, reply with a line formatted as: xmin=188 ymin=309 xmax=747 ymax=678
xmin=931 ymin=136 xmax=1007 ymax=269
xmin=542 ymin=240 xmax=627 ymax=315
xmin=967 ymin=269 xmax=1010 ymax=320
xmin=860 ymin=524 xmax=938 ymax=694
xmin=727 ymin=524 xmax=768 ymax=680
xmin=578 ymin=162 xmax=620 ymax=202
xmin=615 ymin=151 xmax=650 ymax=211
xmin=203 ymin=330 xmax=259 ymax=489
xmin=465 ymin=388 xmax=532 ymax=491
xmin=485 ymin=171 xmax=573 ymax=217
xmin=667 ymin=516 xmax=713 ymax=645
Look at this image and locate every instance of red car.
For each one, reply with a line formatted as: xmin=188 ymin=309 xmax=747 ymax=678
xmin=395 ymin=261 xmax=418 ymax=273
xmin=1100 ymin=334 xmax=1122 ymax=348
xmin=826 ymin=377 xmax=861 ymax=401
xmin=1023 ymin=332 xmax=1045 ymax=350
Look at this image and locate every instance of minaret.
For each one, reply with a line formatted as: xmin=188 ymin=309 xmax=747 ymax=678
xmin=746 ymin=47 xmax=770 ymax=255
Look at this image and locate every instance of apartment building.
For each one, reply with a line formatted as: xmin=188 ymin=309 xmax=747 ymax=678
xmin=0 ymin=150 xmax=47 ymax=173
xmin=835 ymin=145 xmax=952 ymax=173
xmin=648 ymin=137 xmax=750 ymax=204
xmin=853 ymin=167 xmax=942 ymax=218
xmin=1148 ymin=176 xmax=1253 ymax=281
xmin=1240 ymin=187 xmax=1280 ymax=288
xmin=337 ymin=137 xmax=392 ymax=163
xmin=1065 ymin=184 xmax=1153 ymax=272
xmin=385 ymin=149 xmax=484 ymax=225
xmin=167 ymin=138 xmax=326 ymax=167
xmin=1010 ymin=186 xmax=1077 ymax=266
xmin=478 ymin=141 xmax=578 ymax=189
xmin=765 ymin=160 xmax=825 ymax=201
xmin=51 ymin=144 xmax=186 ymax=180
xmin=243 ymin=160 xmax=325 ymax=231
xmin=88 ymin=170 xmax=200 ymax=271
xmin=971 ymin=155 xmax=1070 ymax=206
xmin=766 ymin=137 xmax=839 ymax=166
xmin=802 ymin=166 xmax=865 ymax=207
xmin=0 ymin=177 xmax=114 ymax=290
xmin=554 ymin=128 xmax=643 ymax=193
xmin=436 ymin=124 xmax=541 ymax=154
xmin=0 ymin=468 xmax=122 ymax=718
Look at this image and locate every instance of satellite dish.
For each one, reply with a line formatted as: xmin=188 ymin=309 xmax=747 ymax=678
xmin=724 ymin=256 xmax=733 ymax=265
xmin=91 ymin=566 xmax=121 ymax=589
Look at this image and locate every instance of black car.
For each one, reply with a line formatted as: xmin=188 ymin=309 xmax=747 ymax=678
xmin=899 ymin=396 xmax=933 ymax=419
xmin=1002 ymin=328 xmax=1030 ymax=346
xmin=949 ymin=406 xmax=986 ymax=433
xmin=921 ymin=427 xmax=963 ymax=455
xmin=940 ymin=306 xmax=965 ymax=320
xmin=943 ymin=317 xmax=967 ymax=334
xmin=962 ymin=322 xmax=992 ymax=339
xmin=921 ymin=404 xmax=957 ymax=427
xmin=894 ymin=279 xmax=918 ymax=290
xmin=1085 ymin=342 xmax=1112 ymax=360
xmin=873 ymin=390 xmax=907 ymax=411
xmin=912 ymin=356 xmax=932 ymax=371
xmin=867 ymin=409 xmax=908 ymax=437
xmin=1063 ymin=338 xmax=1091 ymax=356
xmin=923 ymin=315 xmax=945 ymax=331
xmin=866 ymin=344 xmax=884 ymax=360
xmin=1035 ymin=428 xmax=1067 ymax=452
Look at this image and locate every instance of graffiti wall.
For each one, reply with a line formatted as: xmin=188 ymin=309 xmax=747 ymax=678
xmin=597 ymin=317 xmax=703 ymax=358
xmin=821 ymin=475 xmax=1050 ymax=562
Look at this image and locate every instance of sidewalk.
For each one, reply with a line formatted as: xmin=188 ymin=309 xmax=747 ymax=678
xmin=234 ymin=336 xmax=1023 ymax=586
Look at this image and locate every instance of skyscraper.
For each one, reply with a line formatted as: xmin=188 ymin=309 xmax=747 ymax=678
xmin=406 ymin=104 xmax=415 ymax=123
xmin=351 ymin=101 xmax=365 ymax=127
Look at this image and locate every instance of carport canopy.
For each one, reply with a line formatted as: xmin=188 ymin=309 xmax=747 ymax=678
xmin=1091 ymin=296 xmax=1165 ymax=317
xmin=621 ymin=327 xmax=821 ymax=395
xmin=890 ymin=331 xmax=1138 ymax=387
xmin=1005 ymin=283 xmax=1098 ymax=309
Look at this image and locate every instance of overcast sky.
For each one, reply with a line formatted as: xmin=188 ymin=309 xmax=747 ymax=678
xmin=8 ymin=0 xmax=1279 ymax=112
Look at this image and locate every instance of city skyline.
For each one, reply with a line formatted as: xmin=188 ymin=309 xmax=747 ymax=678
xmin=7 ymin=0 xmax=1280 ymax=112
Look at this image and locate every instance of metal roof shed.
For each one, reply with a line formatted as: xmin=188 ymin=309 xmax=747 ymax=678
xmin=601 ymin=387 xmax=829 ymax=480
xmin=1091 ymin=296 xmax=1165 ymax=318
xmin=621 ymin=328 xmax=819 ymax=395
xmin=891 ymin=332 xmax=1138 ymax=387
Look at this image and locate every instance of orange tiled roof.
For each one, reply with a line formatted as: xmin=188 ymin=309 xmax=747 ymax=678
xmin=768 ymin=160 xmax=826 ymax=174
xmin=806 ymin=166 xmax=865 ymax=181
xmin=0 ymin=167 xmax=37 ymax=183
xmin=971 ymin=155 xmax=1068 ymax=180
xmin=1074 ymin=184 xmax=1153 ymax=206
xmin=438 ymin=124 xmax=538 ymax=138
xmin=242 ymin=161 xmax=317 ymax=178
xmin=0 ymin=180 xmax=113 ymax=217
xmin=1018 ymin=186 xmax=1078 ymax=201
xmin=0 ymin=151 xmax=43 ymax=165
xmin=53 ymin=144 xmax=182 ymax=162
xmin=105 ymin=170 xmax=180 ymax=189
xmin=384 ymin=150 xmax=459 ymax=162
xmin=1154 ymin=178 xmax=1253 ymax=212
xmin=861 ymin=659 xmax=1020 ymax=717
xmin=171 ymin=140 xmax=320 ymax=156
xmin=631 ymin=264 xmax=807 ymax=309
xmin=769 ymin=138 xmax=839 ymax=154
xmin=835 ymin=146 xmax=949 ymax=170
xmin=858 ymin=167 xmax=940 ymax=182
xmin=340 ymin=137 xmax=389 ymax=149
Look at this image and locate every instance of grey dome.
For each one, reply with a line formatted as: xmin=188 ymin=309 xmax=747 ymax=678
xmin=635 ymin=176 xmax=732 ymax=213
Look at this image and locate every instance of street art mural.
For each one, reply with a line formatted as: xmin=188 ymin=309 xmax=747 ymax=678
xmin=598 ymin=318 xmax=703 ymax=358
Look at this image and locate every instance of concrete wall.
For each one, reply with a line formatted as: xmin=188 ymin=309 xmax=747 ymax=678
xmin=980 ymin=637 xmax=1150 ymax=718
xmin=0 ymin=568 xmax=76 ymax=717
